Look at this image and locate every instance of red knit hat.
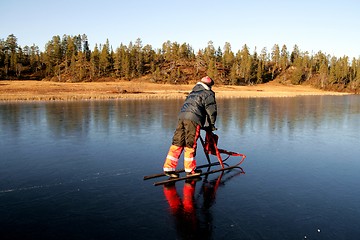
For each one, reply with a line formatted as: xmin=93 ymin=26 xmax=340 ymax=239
xmin=201 ymin=76 xmax=214 ymax=86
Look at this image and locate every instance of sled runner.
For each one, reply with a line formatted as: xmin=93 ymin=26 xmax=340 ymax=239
xmin=144 ymin=128 xmax=247 ymax=186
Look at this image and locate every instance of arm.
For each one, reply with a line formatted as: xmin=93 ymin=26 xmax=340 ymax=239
xmin=204 ymin=93 xmax=217 ymax=127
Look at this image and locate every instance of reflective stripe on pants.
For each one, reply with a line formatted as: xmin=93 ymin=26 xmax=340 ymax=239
xmin=184 ymin=147 xmax=196 ymax=173
xmin=163 ymin=145 xmax=183 ymax=172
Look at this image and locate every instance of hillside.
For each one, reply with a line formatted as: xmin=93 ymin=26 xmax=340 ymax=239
xmin=2 ymin=35 xmax=359 ymax=95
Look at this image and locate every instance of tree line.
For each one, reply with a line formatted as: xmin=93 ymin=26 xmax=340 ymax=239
xmin=1 ymin=33 xmax=360 ymax=93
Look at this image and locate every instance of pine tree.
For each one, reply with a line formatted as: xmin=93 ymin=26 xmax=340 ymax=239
xmin=215 ymin=46 xmax=222 ymax=63
xmin=223 ymin=42 xmax=234 ymax=69
xmin=290 ymin=44 xmax=300 ymax=63
xmin=291 ymin=57 xmax=304 ymax=85
xmin=259 ymin=47 xmax=268 ymax=82
xmin=271 ymin=44 xmax=280 ymax=79
xmin=328 ymin=56 xmax=338 ymax=85
xmin=122 ymin=52 xmax=131 ymax=79
xmin=91 ymin=44 xmax=100 ymax=78
xmin=239 ymin=44 xmax=252 ymax=84
xmin=313 ymin=51 xmax=328 ymax=73
xmin=143 ymin=44 xmax=155 ymax=71
xmin=319 ymin=60 xmax=328 ymax=88
xmin=230 ymin=62 xmax=238 ymax=85
xmin=207 ymin=58 xmax=215 ymax=78
xmin=65 ymin=36 xmax=76 ymax=74
xmin=134 ymin=38 xmax=144 ymax=77
xmin=0 ymin=39 xmax=5 ymax=67
xmin=29 ymin=44 xmax=40 ymax=72
xmin=70 ymin=53 xmax=76 ymax=81
xmin=256 ymin=60 xmax=263 ymax=84
xmin=280 ymin=44 xmax=289 ymax=70
xmin=44 ymin=39 xmax=54 ymax=76
xmin=352 ymin=58 xmax=360 ymax=92
xmin=99 ymin=40 xmax=111 ymax=76
xmin=204 ymin=41 xmax=215 ymax=65
xmin=82 ymin=34 xmax=91 ymax=61
xmin=5 ymin=34 xmax=19 ymax=74
xmin=52 ymin=35 xmax=62 ymax=81
xmin=162 ymin=41 xmax=172 ymax=61
xmin=179 ymin=43 xmax=189 ymax=59
xmin=114 ymin=45 xmax=123 ymax=78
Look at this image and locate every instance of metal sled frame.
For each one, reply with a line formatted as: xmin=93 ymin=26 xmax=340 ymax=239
xmin=143 ymin=129 xmax=247 ymax=186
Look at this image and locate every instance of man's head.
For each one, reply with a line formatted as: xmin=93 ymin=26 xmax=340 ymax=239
xmin=201 ymin=76 xmax=214 ymax=87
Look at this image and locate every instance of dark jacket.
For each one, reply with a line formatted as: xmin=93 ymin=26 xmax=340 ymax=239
xmin=178 ymin=82 xmax=217 ymax=126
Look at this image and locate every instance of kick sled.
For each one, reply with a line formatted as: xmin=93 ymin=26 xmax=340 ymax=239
xmin=143 ymin=127 xmax=247 ymax=186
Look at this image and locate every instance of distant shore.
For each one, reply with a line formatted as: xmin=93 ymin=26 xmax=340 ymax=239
xmin=0 ymin=80 xmax=350 ymax=101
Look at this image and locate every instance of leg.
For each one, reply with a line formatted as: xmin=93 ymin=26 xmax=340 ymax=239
xmin=163 ymin=120 xmax=185 ymax=173
xmin=163 ymin=145 xmax=183 ymax=172
xmin=183 ymin=120 xmax=201 ymax=173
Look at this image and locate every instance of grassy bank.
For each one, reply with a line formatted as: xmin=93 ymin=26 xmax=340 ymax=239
xmin=0 ymin=80 xmax=349 ymax=101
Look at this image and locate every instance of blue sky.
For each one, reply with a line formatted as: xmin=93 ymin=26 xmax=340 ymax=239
xmin=1 ymin=0 xmax=359 ymax=59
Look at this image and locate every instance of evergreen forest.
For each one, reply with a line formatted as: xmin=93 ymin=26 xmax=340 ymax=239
xmin=1 ymin=34 xmax=360 ymax=93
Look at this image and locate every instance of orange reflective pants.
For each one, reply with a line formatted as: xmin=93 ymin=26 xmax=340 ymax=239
xmin=163 ymin=119 xmax=201 ymax=173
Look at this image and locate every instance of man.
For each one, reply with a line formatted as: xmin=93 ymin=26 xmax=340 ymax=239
xmin=163 ymin=76 xmax=217 ymax=178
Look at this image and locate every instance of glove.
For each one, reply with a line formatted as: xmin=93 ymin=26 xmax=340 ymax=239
xmin=211 ymin=124 xmax=217 ymax=131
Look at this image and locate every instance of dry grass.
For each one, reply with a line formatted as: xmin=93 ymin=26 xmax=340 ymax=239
xmin=0 ymin=79 xmax=349 ymax=101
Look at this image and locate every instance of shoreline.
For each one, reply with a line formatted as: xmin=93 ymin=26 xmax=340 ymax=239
xmin=0 ymin=80 xmax=350 ymax=102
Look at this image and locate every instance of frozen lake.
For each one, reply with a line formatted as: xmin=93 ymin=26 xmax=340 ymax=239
xmin=1 ymin=96 xmax=360 ymax=239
